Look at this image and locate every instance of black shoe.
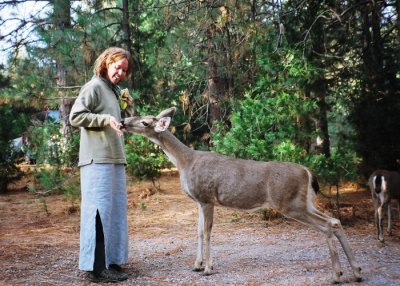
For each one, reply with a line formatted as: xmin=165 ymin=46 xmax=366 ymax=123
xmin=87 ymin=269 xmax=128 ymax=283
xmin=108 ymin=265 xmax=128 ymax=280
xmin=109 ymin=264 xmax=124 ymax=272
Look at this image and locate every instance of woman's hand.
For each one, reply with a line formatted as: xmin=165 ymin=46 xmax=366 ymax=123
xmin=109 ymin=116 xmax=124 ymax=136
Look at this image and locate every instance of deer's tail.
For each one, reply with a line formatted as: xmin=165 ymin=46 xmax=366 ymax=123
xmin=311 ymin=174 xmax=320 ymax=194
xmin=372 ymin=175 xmax=384 ymax=194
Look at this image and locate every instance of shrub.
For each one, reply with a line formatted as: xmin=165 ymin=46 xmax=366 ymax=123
xmin=0 ymin=106 xmax=27 ymax=192
xmin=211 ymin=91 xmax=317 ymax=163
xmin=125 ymin=134 xmax=172 ymax=181
xmin=29 ymin=166 xmax=80 ymax=198
xmin=0 ymin=141 xmax=24 ymax=192
xmin=24 ymin=119 xmax=80 ymax=197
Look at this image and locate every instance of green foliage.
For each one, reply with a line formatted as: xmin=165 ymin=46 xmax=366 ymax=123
xmin=0 ymin=144 xmax=22 ymax=192
xmin=23 ymin=118 xmax=78 ymax=167
xmin=62 ymin=176 xmax=81 ymax=202
xmin=305 ymin=146 xmax=360 ymax=186
xmin=29 ymin=167 xmax=80 ymax=201
xmin=32 ymin=168 xmax=63 ymax=193
xmin=25 ymin=121 xmax=61 ymax=165
xmin=212 ymin=91 xmax=314 ymax=162
xmin=0 ymin=58 xmax=57 ymax=109
xmin=212 ymin=47 xmax=318 ymax=163
xmin=0 ymin=106 xmax=28 ymax=192
xmin=272 ymin=140 xmax=306 ymax=163
xmin=0 ymin=64 xmax=10 ymax=88
xmin=24 ymin=119 xmax=80 ymax=196
xmin=62 ymin=130 xmax=80 ymax=167
xmin=139 ymin=202 xmax=148 ymax=210
xmin=125 ymin=134 xmax=172 ymax=180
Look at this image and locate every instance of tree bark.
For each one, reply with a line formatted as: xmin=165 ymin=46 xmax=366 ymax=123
xmin=122 ymin=0 xmax=133 ymax=89
xmin=207 ymin=23 xmax=223 ymax=132
xmin=314 ymin=80 xmax=331 ymax=158
xmin=360 ymin=1 xmax=384 ymax=89
xmin=53 ymin=0 xmax=74 ymax=137
xmin=397 ymin=0 xmax=400 ymax=41
xmin=305 ymin=1 xmax=331 ymax=158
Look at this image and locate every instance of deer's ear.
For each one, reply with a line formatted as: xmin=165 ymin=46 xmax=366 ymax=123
xmin=157 ymin=107 xmax=176 ymax=119
xmin=155 ymin=117 xmax=171 ymax=132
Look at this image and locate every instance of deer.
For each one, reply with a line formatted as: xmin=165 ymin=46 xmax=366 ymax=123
xmin=122 ymin=107 xmax=362 ymax=283
xmin=368 ymin=169 xmax=400 ymax=242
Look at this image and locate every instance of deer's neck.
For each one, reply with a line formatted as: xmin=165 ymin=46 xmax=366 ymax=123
xmin=152 ymin=130 xmax=194 ymax=169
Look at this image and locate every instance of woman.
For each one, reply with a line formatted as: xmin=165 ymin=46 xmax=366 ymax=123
xmin=69 ymin=47 xmax=133 ymax=283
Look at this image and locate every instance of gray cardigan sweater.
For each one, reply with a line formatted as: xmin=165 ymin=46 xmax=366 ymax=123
xmin=69 ymin=76 xmax=126 ymax=167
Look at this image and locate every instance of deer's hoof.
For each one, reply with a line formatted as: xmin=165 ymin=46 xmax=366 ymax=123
xmin=332 ymin=272 xmax=343 ymax=284
xmin=355 ymin=276 xmax=363 ymax=283
xmin=202 ymin=266 xmax=214 ymax=276
xmin=193 ymin=267 xmax=204 ymax=272
xmin=193 ymin=261 xmax=204 ymax=272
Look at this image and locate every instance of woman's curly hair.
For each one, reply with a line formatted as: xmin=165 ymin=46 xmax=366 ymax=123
xmin=93 ymin=47 xmax=133 ymax=79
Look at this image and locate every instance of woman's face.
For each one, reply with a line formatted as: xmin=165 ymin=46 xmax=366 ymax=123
xmin=107 ymin=58 xmax=129 ymax=84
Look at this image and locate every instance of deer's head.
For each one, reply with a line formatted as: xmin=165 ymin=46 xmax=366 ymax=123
xmin=122 ymin=107 xmax=176 ymax=136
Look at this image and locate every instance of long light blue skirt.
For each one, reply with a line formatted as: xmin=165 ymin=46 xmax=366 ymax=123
xmin=79 ymin=163 xmax=128 ymax=271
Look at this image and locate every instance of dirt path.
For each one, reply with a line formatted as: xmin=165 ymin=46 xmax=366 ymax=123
xmin=1 ymin=171 xmax=400 ymax=285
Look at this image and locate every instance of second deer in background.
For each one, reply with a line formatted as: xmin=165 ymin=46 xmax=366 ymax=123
xmin=368 ymin=169 xmax=400 ymax=242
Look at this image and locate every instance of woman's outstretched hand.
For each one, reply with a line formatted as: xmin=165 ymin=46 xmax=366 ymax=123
xmin=109 ymin=116 xmax=124 ymax=136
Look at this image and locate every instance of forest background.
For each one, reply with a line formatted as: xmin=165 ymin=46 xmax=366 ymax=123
xmin=1 ymin=0 xmax=400 ymax=199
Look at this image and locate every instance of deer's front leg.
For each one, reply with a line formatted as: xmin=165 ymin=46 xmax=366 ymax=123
xmin=202 ymin=203 xmax=214 ymax=275
xmin=194 ymin=203 xmax=214 ymax=275
xmin=194 ymin=204 xmax=204 ymax=271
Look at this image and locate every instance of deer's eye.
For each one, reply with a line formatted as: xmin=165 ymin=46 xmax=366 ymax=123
xmin=141 ymin=121 xmax=149 ymax=127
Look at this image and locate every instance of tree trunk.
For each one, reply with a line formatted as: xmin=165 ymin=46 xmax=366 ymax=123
xmin=397 ymin=0 xmax=400 ymax=41
xmin=304 ymin=1 xmax=331 ymax=158
xmin=360 ymin=1 xmax=384 ymax=90
xmin=314 ymin=80 xmax=331 ymax=158
xmin=206 ymin=23 xmax=224 ymax=132
xmin=57 ymin=64 xmax=73 ymax=136
xmin=122 ymin=0 xmax=133 ymax=89
xmin=53 ymin=0 xmax=74 ymax=137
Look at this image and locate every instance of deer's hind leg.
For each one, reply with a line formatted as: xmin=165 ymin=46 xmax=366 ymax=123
xmin=312 ymin=208 xmax=362 ymax=282
xmin=387 ymin=203 xmax=393 ymax=236
xmin=397 ymin=199 xmax=400 ymax=220
xmin=288 ymin=208 xmax=362 ymax=283
xmin=376 ymin=204 xmax=385 ymax=241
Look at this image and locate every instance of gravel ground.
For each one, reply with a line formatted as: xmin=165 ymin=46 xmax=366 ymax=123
xmin=1 ymin=172 xmax=400 ymax=286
